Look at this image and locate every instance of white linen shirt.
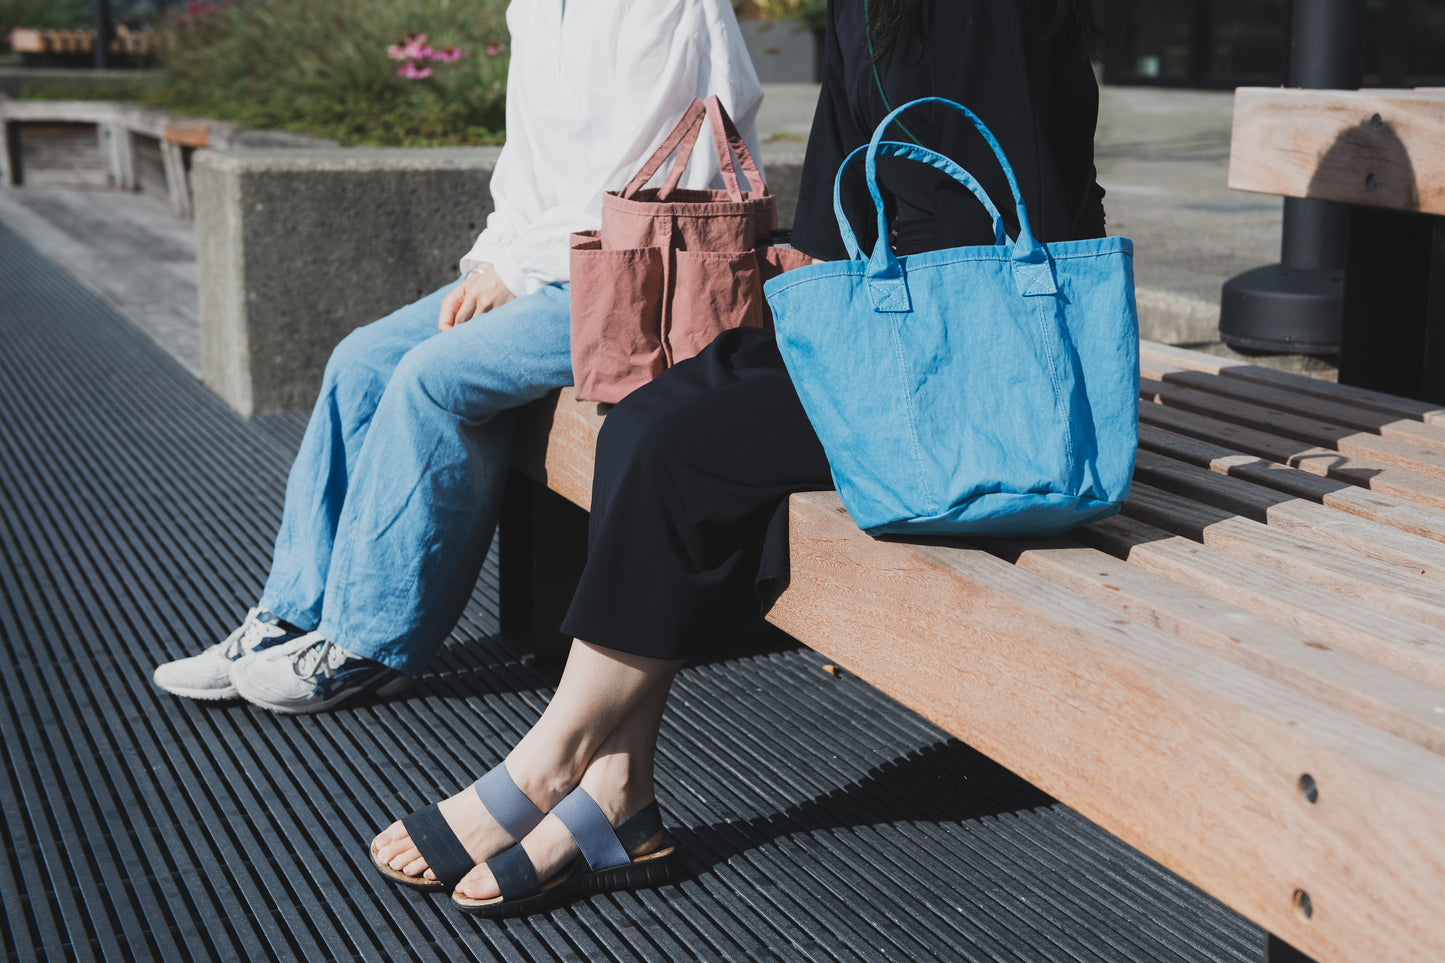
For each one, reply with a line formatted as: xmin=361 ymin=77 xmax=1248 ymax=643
xmin=460 ymin=0 xmax=766 ymax=296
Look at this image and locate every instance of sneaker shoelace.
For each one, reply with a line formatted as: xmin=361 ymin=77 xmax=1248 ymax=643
xmin=290 ymin=635 xmax=350 ymax=680
xmin=220 ymin=612 xmax=286 ymax=660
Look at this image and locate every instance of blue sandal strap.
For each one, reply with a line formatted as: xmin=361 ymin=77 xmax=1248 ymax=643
xmin=551 ymin=787 xmax=632 ymax=873
xmin=488 ymin=842 xmax=542 ymax=900
xmin=474 ymin=763 xmax=545 ymax=842
xmin=400 ymin=803 xmax=475 ymax=889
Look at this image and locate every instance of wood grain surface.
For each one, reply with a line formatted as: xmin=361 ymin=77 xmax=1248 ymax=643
xmin=1229 ymin=87 xmax=1445 ymax=215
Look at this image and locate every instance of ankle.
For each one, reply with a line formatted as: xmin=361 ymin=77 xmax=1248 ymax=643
xmin=580 ymin=751 xmax=653 ymax=821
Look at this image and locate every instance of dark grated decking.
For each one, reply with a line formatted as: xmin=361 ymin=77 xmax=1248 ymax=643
xmin=0 ymin=219 xmax=1263 ymax=962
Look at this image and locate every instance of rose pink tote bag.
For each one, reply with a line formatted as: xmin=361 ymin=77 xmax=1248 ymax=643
xmin=570 ymin=96 xmax=812 ymax=404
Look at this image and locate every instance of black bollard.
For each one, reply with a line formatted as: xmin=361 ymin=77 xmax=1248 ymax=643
xmin=93 ymin=0 xmax=112 ymax=69
xmin=1218 ymin=0 xmax=1364 ymax=355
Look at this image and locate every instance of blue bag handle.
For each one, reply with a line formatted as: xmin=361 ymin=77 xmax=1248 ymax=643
xmin=831 ymin=97 xmax=1057 ymax=311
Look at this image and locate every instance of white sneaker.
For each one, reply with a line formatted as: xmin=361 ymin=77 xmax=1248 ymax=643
xmin=230 ymin=632 xmax=408 ymax=714
xmin=153 ymin=608 xmax=299 ymax=701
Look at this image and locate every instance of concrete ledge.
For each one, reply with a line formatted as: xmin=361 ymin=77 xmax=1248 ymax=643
xmin=193 ymin=147 xmax=505 ymax=415
xmin=192 ymin=145 xmax=805 ymax=416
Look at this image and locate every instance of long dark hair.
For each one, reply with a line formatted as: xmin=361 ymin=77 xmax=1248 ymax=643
xmin=865 ymin=0 xmax=1100 ymax=64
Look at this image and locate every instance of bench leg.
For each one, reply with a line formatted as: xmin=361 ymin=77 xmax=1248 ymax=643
xmin=2 ymin=120 xmax=22 ymax=187
xmin=101 ymin=123 xmax=135 ymax=191
xmin=1264 ymin=933 xmax=1318 ymax=963
xmin=1340 ymin=208 xmax=1445 ymax=403
xmin=161 ymin=141 xmax=191 ymax=217
xmin=498 ymin=470 xmax=588 ymax=668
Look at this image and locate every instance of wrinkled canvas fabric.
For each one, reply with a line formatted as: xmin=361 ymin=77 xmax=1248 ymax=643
xmin=570 ymin=96 xmax=812 ymax=404
xmin=768 ymin=97 xmax=1139 ymax=537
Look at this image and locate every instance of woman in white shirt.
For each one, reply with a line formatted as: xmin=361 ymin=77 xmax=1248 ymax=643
xmin=151 ymin=0 xmax=763 ymax=714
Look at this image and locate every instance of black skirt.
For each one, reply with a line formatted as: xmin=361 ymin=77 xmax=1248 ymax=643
xmin=559 ymin=327 xmax=832 ymax=661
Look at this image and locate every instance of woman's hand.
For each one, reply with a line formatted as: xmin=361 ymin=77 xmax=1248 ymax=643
xmin=438 ymin=263 xmax=516 ymax=331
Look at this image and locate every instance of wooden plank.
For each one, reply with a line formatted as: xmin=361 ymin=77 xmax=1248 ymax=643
xmin=164 ymin=121 xmax=211 ymax=150
xmin=1124 ymin=482 xmax=1445 ymax=631
xmin=1138 ymin=423 xmax=1445 ymax=545
xmin=1133 ymin=449 xmax=1445 ymax=579
xmin=1228 ymin=87 xmax=1445 ymax=216
xmin=988 ymin=538 xmax=1445 ymax=755
xmin=1140 ymin=341 xmax=1445 ymax=427
xmin=510 ymin=388 xmax=605 ymax=511
xmin=1139 ymin=403 xmax=1445 ymax=511
xmin=1140 ymin=357 xmax=1445 ymax=454
xmin=774 ymin=491 xmax=1445 ymax=963
xmin=7 ymin=28 xmax=47 ymax=53
xmin=1142 ymin=376 xmax=1445 ymax=480
xmin=1077 ymin=513 xmax=1445 ymax=687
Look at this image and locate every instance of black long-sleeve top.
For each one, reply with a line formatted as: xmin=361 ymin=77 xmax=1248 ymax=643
xmin=790 ymin=0 xmax=1106 ymax=261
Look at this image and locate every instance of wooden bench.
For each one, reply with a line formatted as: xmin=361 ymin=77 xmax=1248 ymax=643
xmin=1229 ymin=87 xmax=1445 ymax=403
xmin=6 ymin=25 xmax=153 ymax=60
xmin=0 ymin=98 xmax=232 ymax=216
xmin=498 ymin=339 xmax=1445 ymax=963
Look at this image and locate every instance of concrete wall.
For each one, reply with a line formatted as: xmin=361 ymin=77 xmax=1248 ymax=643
xmin=192 ymin=145 xmax=806 ymax=416
xmin=193 ymin=147 xmax=502 ymax=415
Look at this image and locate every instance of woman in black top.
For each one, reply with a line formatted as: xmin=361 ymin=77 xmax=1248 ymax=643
xmin=372 ymin=0 xmax=1104 ymax=913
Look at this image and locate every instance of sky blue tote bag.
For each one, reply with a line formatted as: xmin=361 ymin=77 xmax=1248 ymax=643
xmin=766 ymin=97 xmax=1139 ymax=537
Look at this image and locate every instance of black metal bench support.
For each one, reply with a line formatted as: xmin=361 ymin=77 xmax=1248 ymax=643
xmin=498 ymin=469 xmax=589 ymax=668
xmin=1340 ymin=208 xmax=1445 ymax=404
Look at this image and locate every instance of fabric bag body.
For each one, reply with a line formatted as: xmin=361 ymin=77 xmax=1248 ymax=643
xmin=767 ymin=98 xmax=1138 ymax=537
xmin=570 ymin=97 xmax=811 ymax=404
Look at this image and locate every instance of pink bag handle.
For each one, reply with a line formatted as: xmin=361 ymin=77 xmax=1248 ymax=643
xmin=620 ymin=96 xmax=765 ymax=202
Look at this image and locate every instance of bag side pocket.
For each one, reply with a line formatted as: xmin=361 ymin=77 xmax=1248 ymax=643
xmin=569 ymin=233 xmax=665 ymax=404
xmin=666 ymin=249 xmax=764 ymax=365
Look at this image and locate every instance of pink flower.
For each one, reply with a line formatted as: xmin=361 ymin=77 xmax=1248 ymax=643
xmin=396 ymin=61 xmax=433 ymax=79
xmin=387 ymin=33 xmax=429 ymax=61
xmin=432 ymin=45 xmax=467 ymax=62
xmin=485 ymin=43 xmax=508 ymax=57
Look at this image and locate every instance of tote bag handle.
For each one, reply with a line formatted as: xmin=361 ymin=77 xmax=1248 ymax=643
xmin=619 ymin=96 xmax=764 ymax=202
xmin=832 ymin=97 xmax=1056 ymax=310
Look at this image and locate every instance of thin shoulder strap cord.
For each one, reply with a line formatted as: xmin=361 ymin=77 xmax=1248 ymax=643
xmin=863 ymin=0 xmax=925 ymax=147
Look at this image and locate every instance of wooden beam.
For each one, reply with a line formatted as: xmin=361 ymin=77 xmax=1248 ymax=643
xmin=771 ymin=489 xmax=1445 ymax=963
xmin=1229 ymin=87 xmax=1445 ymax=216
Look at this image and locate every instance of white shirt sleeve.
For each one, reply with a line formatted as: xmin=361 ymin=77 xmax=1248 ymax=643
xmin=459 ymin=0 xmax=765 ymax=296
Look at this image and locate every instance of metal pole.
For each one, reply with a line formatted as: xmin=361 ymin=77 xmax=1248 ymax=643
xmin=93 ymin=0 xmax=112 ymax=70
xmin=1218 ymin=0 xmax=1364 ymax=355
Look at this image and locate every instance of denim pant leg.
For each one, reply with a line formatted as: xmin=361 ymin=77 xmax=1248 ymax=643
xmin=259 ymin=283 xmax=454 ymax=630
xmin=315 ymin=283 xmax=573 ymax=673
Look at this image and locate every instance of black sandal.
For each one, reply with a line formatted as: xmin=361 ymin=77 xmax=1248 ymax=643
xmin=370 ymin=762 xmax=546 ymax=891
xmin=453 ymin=785 xmax=678 ymax=916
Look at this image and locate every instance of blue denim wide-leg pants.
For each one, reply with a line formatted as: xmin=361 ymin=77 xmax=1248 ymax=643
xmin=258 ymin=280 xmax=572 ymax=673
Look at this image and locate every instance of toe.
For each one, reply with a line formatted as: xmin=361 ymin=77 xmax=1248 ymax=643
xmin=455 ymin=862 xmax=501 ymax=901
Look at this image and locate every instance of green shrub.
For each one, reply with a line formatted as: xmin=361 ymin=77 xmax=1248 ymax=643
xmin=144 ymin=0 xmax=510 ymax=146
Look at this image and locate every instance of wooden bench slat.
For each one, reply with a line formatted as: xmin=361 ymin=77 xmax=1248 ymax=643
xmin=1140 ymin=358 xmax=1445 ymax=454
xmin=1077 ymin=513 xmax=1445 ymax=686
xmin=1133 ymin=449 xmax=1445 ymax=579
xmin=1139 ymin=341 xmax=1445 ymax=427
xmin=1124 ymin=482 xmax=1445 ymax=631
xmin=1143 ymin=377 xmax=1445 ymax=481
xmin=1228 ymin=87 xmax=1445 ymax=216
xmin=1138 ymin=423 xmax=1445 ymax=544
xmin=1139 ymin=404 xmax=1445 ymax=511
xmin=773 ymin=491 xmax=1445 ymax=963
xmin=512 ymin=388 xmax=604 ymax=510
xmin=990 ymin=539 xmax=1445 ymax=755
